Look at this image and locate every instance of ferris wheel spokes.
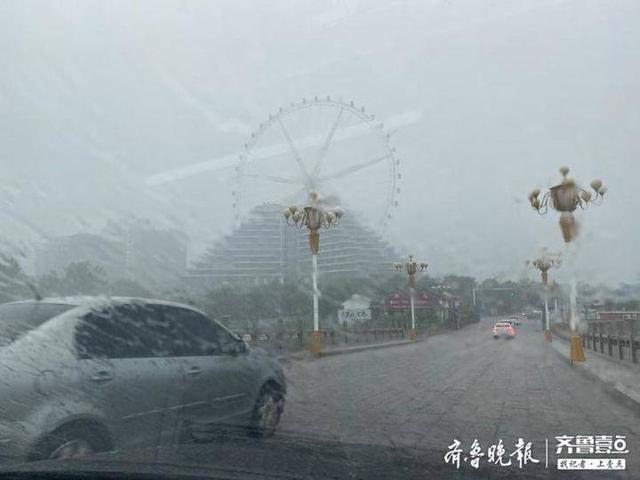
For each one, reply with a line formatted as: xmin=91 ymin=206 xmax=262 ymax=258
xmin=319 ymin=153 xmax=392 ymax=181
xmin=310 ymin=107 xmax=344 ymax=179
xmin=277 ymin=117 xmax=310 ymax=181
xmin=240 ymin=172 xmax=301 ymax=185
xmin=235 ymin=97 xmax=399 ymax=231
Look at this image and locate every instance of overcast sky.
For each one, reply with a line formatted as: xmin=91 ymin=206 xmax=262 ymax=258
xmin=1 ymin=0 xmax=638 ymax=284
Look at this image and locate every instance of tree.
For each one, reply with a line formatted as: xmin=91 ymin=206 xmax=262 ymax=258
xmin=0 ymin=254 xmax=34 ymax=302
xmin=415 ymin=274 xmax=439 ymax=290
xmin=38 ymin=261 xmax=108 ymax=296
xmin=442 ymin=275 xmax=477 ymax=305
xmin=109 ymin=278 xmax=154 ymax=298
xmin=319 ymin=276 xmax=360 ymax=319
xmin=202 ymin=284 xmax=246 ymax=325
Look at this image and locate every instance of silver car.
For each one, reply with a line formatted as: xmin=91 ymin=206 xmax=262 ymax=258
xmin=0 ymin=297 xmax=286 ymax=463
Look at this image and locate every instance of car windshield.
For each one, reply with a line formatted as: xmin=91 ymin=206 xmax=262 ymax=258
xmin=1 ymin=1 xmax=639 ymax=479
xmin=0 ymin=303 xmax=73 ymax=345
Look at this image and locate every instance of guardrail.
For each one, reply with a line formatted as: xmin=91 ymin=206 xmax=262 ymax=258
xmin=238 ymin=328 xmax=408 ymax=352
xmin=235 ymin=313 xmax=479 ymax=354
xmin=582 ymin=320 xmax=639 ymax=364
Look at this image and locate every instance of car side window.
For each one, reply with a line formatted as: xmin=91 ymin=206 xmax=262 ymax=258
xmin=213 ymin=321 xmax=241 ymax=355
xmin=75 ymin=306 xmax=150 ymax=359
xmin=138 ymin=303 xmax=185 ymax=358
xmin=175 ymin=308 xmax=222 ymax=357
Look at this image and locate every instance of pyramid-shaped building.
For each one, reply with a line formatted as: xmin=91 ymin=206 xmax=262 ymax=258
xmin=185 ymin=203 xmax=397 ymax=288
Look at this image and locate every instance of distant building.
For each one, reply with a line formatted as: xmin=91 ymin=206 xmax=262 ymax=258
xmin=338 ymin=294 xmax=372 ymax=327
xmin=185 ymin=203 xmax=398 ymax=289
xmin=34 ymin=224 xmax=187 ymax=290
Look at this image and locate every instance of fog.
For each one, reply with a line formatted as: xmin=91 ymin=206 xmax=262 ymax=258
xmin=1 ymin=0 xmax=638 ymax=284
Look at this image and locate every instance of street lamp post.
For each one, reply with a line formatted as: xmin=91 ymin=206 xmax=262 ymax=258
xmin=549 ymin=280 xmax=560 ymax=323
xmin=394 ymin=255 xmax=428 ymax=340
xmin=528 ymin=253 xmax=561 ymax=342
xmin=283 ymin=192 xmax=343 ymax=355
xmin=455 ymin=299 xmax=461 ymax=330
xmin=435 ymin=284 xmax=451 ymax=327
xmin=529 ymin=166 xmax=606 ymax=362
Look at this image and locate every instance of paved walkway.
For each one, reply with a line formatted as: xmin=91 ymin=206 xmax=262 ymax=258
xmin=551 ymin=334 xmax=640 ymax=408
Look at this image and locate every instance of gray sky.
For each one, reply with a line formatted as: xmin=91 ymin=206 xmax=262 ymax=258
xmin=1 ymin=0 xmax=638 ymax=284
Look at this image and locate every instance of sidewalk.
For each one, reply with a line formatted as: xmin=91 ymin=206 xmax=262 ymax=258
xmin=550 ymin=334 xmax=640 ymax=412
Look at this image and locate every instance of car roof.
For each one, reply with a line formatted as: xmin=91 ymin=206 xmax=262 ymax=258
xmin=4 ymin=296 xmax=202 ymax=312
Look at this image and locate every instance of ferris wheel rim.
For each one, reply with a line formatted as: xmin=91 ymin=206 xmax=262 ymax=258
xmin=232 ymin=97 xmax=400 ymax=230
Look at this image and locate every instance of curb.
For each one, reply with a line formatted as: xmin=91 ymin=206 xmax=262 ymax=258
xmin=277 ymin=322 xmax=479 ymax=363
xmin=277 ymin=339 xmax=420 ymax=362
xmin=550 ymin=334 xmax=640 ymax=417
xmin=318 ymin=339 xmax=417 ymax=358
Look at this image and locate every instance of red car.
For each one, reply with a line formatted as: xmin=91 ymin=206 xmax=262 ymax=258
xmin=493 ymin=321 xmax=516 ymax=339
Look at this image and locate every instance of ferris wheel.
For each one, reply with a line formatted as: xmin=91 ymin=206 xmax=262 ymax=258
xmin=232 ymin=96 xmax=400 ymax=230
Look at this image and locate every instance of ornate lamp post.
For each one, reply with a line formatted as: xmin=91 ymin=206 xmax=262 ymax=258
xmin=394 ymin=255 xmax=428 ymax=340
xmin=527 ymin=253 xmax=561 ymax=342
xmin=549 ymin=280 xmax=560 ymax=323
xmin=434 ymin=284 xmax=449 ymax=325
xmin=283 ymin=192 xmax=343 ymax=355
xmin=528 ymin=166 xmax=606 ymax=362
xmin=528 ymin=166 xmax=606 ymax=243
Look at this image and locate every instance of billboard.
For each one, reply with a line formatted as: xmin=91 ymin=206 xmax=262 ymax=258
xmin=385 ymin=290 xmax=438 ymax=310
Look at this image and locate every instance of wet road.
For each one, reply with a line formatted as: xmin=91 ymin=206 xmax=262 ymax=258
xmin=279 ymin=318 xmax=640 ymax=477
xmin=19 ymin=318 xmax=639 ymax=479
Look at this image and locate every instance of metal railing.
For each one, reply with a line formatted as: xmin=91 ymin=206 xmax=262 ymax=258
xmin=234 ymin=312 xmax=479 ymax=354
xmin=582 ymin=320 xmax=639 ymax=364
xmin=237 ymin=327 xmax=408 ymax=353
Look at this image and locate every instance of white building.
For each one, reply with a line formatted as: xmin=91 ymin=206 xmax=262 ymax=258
xmin=337 ymin=294 xmax=372 ymax=327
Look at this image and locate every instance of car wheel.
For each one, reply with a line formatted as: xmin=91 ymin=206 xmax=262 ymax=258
xmin=493 ymin=335 xmax=499 ymax=339
xmin=29 ymin=423 xmax=110 ymax=461
xmin=249 ymin=385 xmax=284 ymax=438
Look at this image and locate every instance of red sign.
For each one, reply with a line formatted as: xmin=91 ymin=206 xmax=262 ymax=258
xmin=597 ymin=311 xmax=640 ymax=322
xmin=385 ymin=290 xmax=438 ymax=310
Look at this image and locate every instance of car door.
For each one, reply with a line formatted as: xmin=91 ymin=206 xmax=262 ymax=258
xmin=74 ymin=302 xmax=184 ymax=450
xmin=164 ymin=306 xmax=256 ymax=427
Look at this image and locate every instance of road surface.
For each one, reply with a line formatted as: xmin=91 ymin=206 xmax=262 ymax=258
xmin=279 ymin=317 xmax=640 ymax=477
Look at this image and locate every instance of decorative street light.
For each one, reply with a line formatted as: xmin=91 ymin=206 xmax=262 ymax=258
xmin=434 ymin=284 xmax=448 ymax=325
xmin=528 ymin=166 xmax=606 ymax=363
xmin=394 ymin=255 xmax=428 ymax=340
xmin=283 ymin=191 xmax=343 ymax=355
xmin=527 ymin=253 xmax=561 ymax=342
xmin=528 ymin=166 xmax=606 ymax=243
xmin=549 ymin=280 xmax=561 ymax=324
